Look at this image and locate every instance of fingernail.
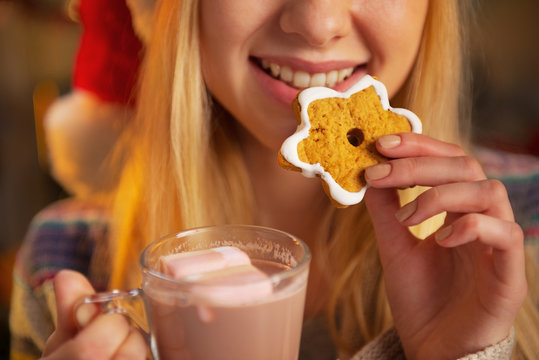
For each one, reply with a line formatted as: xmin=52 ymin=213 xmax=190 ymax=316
xmin=435 ymin=225 xmax=453 ymax=243
xmin=379 ymin=135 xmax=401 ymax=149
xmin=75 ymin=303 xmax=99 ymax=328
xmin=365 ymin=163 xmax=391 ymax=181
xmin=395 ymin=201 xmax=417 ymax=223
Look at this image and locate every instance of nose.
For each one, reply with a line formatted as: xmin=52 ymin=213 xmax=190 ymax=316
xmin=280 ymin=0 xmax=352 ymax=47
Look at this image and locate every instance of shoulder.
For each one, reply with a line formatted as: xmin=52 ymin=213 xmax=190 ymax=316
xmin=16 ymin=198 xmax=110 ymax=291
xmin=10 ymin=198 xmax=110 ymax=357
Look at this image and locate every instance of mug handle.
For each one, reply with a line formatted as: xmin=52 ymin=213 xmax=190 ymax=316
xmin=75 ymin=289 xmax=155 ymax=355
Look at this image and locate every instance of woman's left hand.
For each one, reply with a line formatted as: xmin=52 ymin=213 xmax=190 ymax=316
xmin=364 ymin=133 xmax=527 ymax=360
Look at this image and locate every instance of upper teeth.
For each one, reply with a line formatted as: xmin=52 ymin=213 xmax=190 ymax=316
xmin=260 ymin=59 xmax=354 ymax=89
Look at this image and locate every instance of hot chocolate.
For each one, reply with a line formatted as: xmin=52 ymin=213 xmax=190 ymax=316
xmin=147 ymin=259 xmax=307 ymax=360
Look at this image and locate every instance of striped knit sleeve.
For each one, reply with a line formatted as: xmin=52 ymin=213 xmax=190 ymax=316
xmin=9 ymin=199 xmax=109 ymax=360
xmin=348 ymin=327 xmax=514 ymax=360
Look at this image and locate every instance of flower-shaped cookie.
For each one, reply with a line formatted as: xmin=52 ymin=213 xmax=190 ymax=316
xmin=278 ymin=75 xmax=422 ymax=207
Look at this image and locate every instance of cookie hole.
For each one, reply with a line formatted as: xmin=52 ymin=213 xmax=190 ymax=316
xmin=347 ymin=128 xmax=364 ymax=147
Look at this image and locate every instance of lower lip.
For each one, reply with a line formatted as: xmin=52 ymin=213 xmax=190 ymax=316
xmin=249 ymin=60 xmax=368 ymax=108
xmin=250 ymin=60 xmax=299 ymax=108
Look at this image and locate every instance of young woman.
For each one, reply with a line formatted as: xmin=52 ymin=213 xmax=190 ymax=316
xmin=11 ymin=0 xmax=539 ymax=359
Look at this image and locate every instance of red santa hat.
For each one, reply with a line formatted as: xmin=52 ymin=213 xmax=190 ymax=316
xmin=44 ymin=0 xmax=155 ymax=197
xmin=73 ymin=0 xmax=144 ymax=105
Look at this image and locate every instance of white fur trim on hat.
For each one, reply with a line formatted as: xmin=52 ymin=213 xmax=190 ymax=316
xmin=44 ymin=90 xmax=131 ymax=197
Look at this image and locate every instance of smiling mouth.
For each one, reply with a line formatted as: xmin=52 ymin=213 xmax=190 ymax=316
xmin=253 ymin=57 xmax=361 ymax=89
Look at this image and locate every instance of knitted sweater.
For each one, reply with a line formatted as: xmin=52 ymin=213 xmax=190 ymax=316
xmin=10 ymin=148 xmax=538 ymax=360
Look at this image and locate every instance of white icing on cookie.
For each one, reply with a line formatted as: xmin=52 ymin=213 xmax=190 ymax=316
xmin=280 ymin=75 xmax=422 ymax=206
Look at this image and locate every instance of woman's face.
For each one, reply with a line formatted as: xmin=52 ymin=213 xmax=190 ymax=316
xmin=200 ymin=0 xmax=429 ymax=151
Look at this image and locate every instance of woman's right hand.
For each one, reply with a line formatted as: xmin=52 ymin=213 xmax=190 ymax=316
xmin=42 ymin=270 xmax=147 ymax=359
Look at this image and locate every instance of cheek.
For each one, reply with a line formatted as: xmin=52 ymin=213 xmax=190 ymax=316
xmin=199 ymin=0 xmax=272 ymax=105
xmin=200 ymin=1 xmax=243 ymax=58
xmin=200 ymin=0 xmax=273 ymax=48
xmin=357 ymin=1 xmax=428 ymax=96
xmin=199 ymin=1 xmax=247 ymax=120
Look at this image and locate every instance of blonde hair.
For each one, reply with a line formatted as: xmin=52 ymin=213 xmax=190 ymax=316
xmin=107 ymin=0 xmax=539 ymax=358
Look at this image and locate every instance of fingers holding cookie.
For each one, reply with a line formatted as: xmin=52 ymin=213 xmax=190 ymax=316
xmin=375 ymin=132 xmax=466 ymax=158
xmin=394 ymin=180 xmax=515 ymax=227
xmin=365 ymin=134 xmax=485 ymax=189
xmin=365 ymin=155 xmax=486 ymax=187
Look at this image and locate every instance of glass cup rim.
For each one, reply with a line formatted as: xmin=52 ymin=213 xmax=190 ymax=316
xmin=139 ymin=224 xmax=312 ymax=288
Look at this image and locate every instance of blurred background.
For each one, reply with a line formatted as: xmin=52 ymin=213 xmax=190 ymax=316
xmin=1 ymin=0 xmax=77 ymax=356
xmin=0 ymin=0 xmax=538 ymax=357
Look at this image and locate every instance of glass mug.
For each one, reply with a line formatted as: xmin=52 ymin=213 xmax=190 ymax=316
xmin=78 ymin=224 xmax=311 ymax=360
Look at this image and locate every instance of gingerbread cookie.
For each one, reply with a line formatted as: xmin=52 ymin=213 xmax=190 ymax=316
xmin=278 ymin=75 xmax=422 ymax=207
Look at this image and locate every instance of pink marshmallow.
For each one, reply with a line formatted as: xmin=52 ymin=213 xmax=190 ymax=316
xmin=190 ymin=265 xmax=273 ymax=304
xmin=160 ymin=246 xmax=273 ymax=304
xmin=160 ymin=246 xmax=251 ymax=279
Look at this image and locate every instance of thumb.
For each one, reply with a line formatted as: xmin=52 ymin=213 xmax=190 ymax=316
xmin=43 ymin=270 xmax=96 ymax=356
xmin=364 ymin=188 xmax=416 ymax=266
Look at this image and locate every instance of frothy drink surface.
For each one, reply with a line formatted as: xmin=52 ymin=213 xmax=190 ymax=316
xmin=147 ymin=260 xmax=306 ymax=360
